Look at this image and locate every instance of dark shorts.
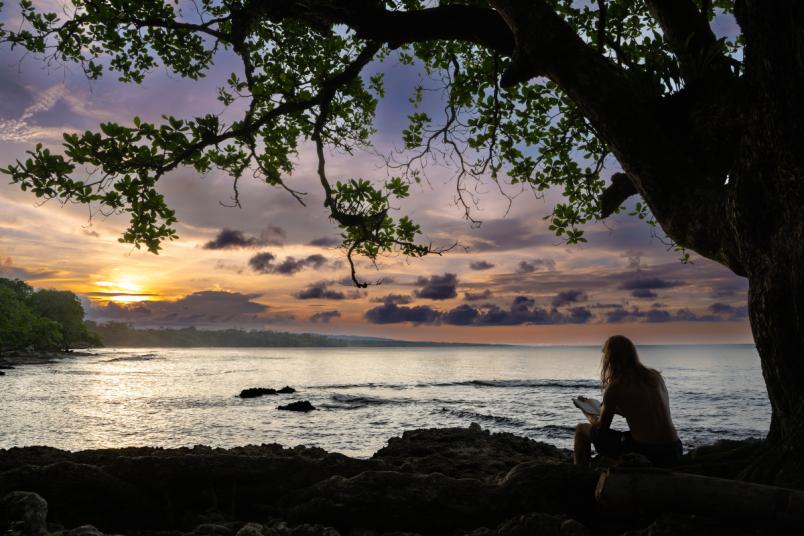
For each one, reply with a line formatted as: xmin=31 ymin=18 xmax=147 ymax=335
xmin=591 ymin=428 xmax=683 ymax=467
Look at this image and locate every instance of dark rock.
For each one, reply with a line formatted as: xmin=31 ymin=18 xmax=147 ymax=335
xmin=0 ymin=370 xmax=5 ymax=376
xmin=239 ymin=388 xmax=278 ymax=398
xmin=288 ymin=470 xmax=499 ymax=533
xmin=372 ymin=425 xmax=568 ymax=482
xmin=66 ymin=525 xmax=105 ymax=536
xmin=0 ymin=490 xmax=48 ymax=536
xmin=278 ymin=401 xmax=315 ymax=412
xmin=499 ymin=462 xmax=598 ymax=520
xmin=277 ymin=386 xmax=296 ymax=394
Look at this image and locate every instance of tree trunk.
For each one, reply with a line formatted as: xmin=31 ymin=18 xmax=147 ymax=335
xmin=595 ymin=467 xmax=804 ymax=528
xmin=731 ymin=0 xmax=804 ymax=488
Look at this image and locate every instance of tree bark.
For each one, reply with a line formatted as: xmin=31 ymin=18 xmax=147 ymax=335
xmin=595 ymin=467 xmax=804 ymax=527
xmin=725 ymin=0 xmax=804 ymax=486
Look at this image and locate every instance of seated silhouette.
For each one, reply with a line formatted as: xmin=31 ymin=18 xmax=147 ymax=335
xmin=574 ymin=335 xmax=682 ymax=467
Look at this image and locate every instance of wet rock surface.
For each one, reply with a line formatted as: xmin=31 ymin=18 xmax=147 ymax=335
xmin=277 ymin=401 xmax=315 ymax=412
xmin=0 ymin=426 xmax=784 ymax=536
xmin=238 ymin=388 xmax=278 ymax=398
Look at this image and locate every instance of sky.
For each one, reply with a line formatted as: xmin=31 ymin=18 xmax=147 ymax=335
xmin=0 ymin=3 xmax=752 ymax=345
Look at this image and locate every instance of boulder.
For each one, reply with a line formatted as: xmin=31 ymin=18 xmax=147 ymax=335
xmin=278 ymin=401 xmax=315 ymax=412
xmin=239 ymin=388 xmax=277 ymax=398
xmin=288 ymin=470 xmax=499 ymax=533
xmin=278 ymin=386 xmax=296 ymax=394
xmin=0 ymin=491 xmax=48 ymax=536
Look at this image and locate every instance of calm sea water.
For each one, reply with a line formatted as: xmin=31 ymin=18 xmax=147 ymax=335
xmin=0 ymin=345 xmax=770 ymax=457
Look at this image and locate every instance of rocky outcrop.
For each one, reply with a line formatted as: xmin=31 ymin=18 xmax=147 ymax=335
xmin=239 ymin=387 xmax=297 ymax=398
xmin=0 ymin=427 xmax=784 ymax=536
xmin=238 ymin=388 xmax=278 ymax=398
xmin=277 ymin=401 xmax=315 ymax=412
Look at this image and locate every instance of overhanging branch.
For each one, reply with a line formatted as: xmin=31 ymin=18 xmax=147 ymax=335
xmin=600 ymin=172 xmax=638 ymax=218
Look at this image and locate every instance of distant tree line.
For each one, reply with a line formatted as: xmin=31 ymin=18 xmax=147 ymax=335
xmin=88 ymin=323 xmax=348 ymax=348
xmin=88 ymin=323 xmax=465 ymax=348
xmin=0 ymin=278 xmax=99 ymax=354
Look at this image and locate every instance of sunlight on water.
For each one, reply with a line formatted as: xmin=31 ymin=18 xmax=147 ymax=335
xmin=0 ymin=345 xmax=769 ymax=457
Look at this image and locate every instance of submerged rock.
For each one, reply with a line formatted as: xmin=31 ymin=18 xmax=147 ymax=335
xmin=239 ymin=388 xmax=278 ymax=398
xmin=278 ymin=386 xmax=296 ymax=394
xmin=278 ymin=401 xmax=315 ymax=412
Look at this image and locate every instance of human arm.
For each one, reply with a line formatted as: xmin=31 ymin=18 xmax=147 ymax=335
xmin=593 ymin=386 xmax=617 ymax=430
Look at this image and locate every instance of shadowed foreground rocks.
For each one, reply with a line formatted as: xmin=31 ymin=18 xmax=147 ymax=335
xmin=0 ymin=426 xmax=784 ymax=535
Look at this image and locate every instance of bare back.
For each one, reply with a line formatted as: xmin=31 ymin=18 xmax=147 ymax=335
xmin=603 ymin=370 xmax=678 ymax=444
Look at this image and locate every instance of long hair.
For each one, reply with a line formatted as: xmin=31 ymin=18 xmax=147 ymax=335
xmin=600 ymin=335 xmax=657 ymax=388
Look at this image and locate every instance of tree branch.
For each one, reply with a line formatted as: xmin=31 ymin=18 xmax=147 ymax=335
xmin=490 ymin=0 xmax=744 ymax=274
xmin=643 ymin=0 xmax=732 ymax=82
xmin=600 ymin=172 xmax=638 ymax=218
xmin=251 ymin=1 xmax=514 ymax=54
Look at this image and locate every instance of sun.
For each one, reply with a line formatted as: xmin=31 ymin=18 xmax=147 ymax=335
xmin=94 ymin=277 xmax=154 ymax=303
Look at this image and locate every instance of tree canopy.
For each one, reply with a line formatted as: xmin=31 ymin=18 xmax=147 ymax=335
xmin=0 ymin=278 xmax=98 ymax=353
xmin=0 ymin=0 xmax=742 ymax=284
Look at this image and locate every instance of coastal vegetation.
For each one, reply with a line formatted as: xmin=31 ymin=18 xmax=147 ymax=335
xmin=0 ymin=278 xmax=98 ymax=354
xmin=87 ymin=322 xmax=475 ymax=348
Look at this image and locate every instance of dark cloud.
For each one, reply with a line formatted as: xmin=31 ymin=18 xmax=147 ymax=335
xmin=87 ymin=291 xmax=280 ymax=327
xmin=604 ymin=305 xmax=729 ymax=324
xmin=249 ymin=252 xmax=332 ymax=275
xmin=464 ymin=289 xmax=492 ymax=301
xmin=370 ymin=293 xmax=413 ymax=305
xmin=203 ymin=226 xmax=286 ymax=250
xmin=309 ymin=310 xmax=341 ymax=323
xmin=516 ymin=259 xmax=556 ymax=273
xmin=620 ymin=277 xmax=683 ymax=290
xmin=630 ymin=288 xmax=658 ymax=299
xmin=308 ymin=236 xmax=340 ymax=247
xmin=365 ymin=295 xmax=592 ymax=326
xmin=413 ymin=273 xmax=458 ymax=300
xmin=469 ymin=261 xmax=495 ymax=271
xmin=709 ymin=278 xmax=749 ymax=298
xmin=552 ymin=290 xmax=587 ymax=307
xmin=204 ymin=228 xmax=261 ymax=250
xmin=442 ymin=304 xmax=480 ymax=325
xmin=275 ymin=254 xmax=328 ymax=274
xmin=709 ymin=302 xmax=749 ymax=320
xmin=364 ymin=303 xmax=442 ymax=324
xmin=295 ymin=281 xmax=358 ymax=300
xmin=0 ymin=257 xmax=58 ymax=281
xmin=249 ymin=252 xmax=276 ymax=273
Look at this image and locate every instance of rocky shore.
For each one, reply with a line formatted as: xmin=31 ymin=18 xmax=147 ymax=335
xmin=0 ymin=350 xmax=93 ymax=370
xmin=0 ymin=425 xmax=784 ymax=536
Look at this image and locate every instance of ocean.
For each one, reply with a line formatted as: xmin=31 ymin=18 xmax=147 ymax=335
xmin=0 ymin=345 xmax=770 ymax=457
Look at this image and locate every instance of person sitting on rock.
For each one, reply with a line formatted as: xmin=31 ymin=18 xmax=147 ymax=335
xmin=573 ymin=335 xmax=682 ymax=467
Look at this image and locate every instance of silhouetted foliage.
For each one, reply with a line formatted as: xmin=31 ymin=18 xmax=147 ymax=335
xmin=0 ymin=278 xmax=98 ymax=353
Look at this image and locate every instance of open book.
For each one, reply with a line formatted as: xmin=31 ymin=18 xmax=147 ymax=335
xmin=572 ymin=396 xmax=601 ymax=417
